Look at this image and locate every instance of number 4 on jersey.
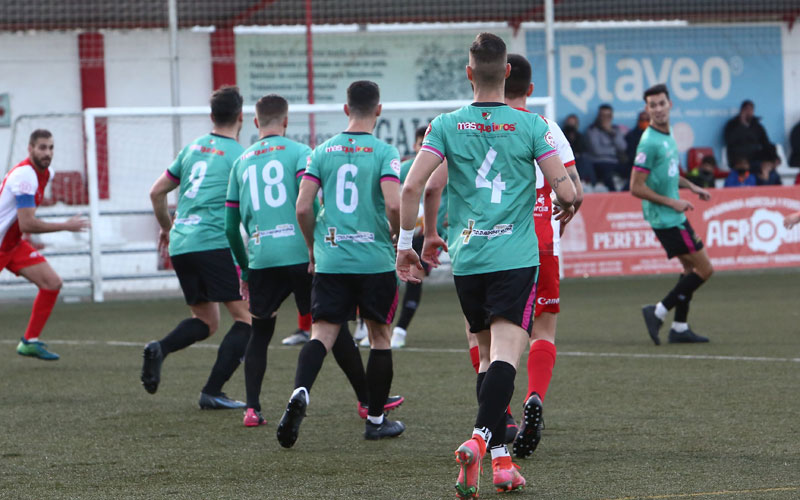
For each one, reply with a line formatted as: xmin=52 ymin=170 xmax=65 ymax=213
xmin=475 ymin=147 xmax=505 ymax=204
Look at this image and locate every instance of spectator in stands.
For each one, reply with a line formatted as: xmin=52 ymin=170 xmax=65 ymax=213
xmin=562 ymin=114 xmax=596 ymax=188
xmin=625 ymin=109 xmax=650 ymax=170
xmin=724 ymin=100 xmax=777 ymax=168
xmin=686 ymin=155 xmax=717 ymax=189
xmin=755 ymin=155 xmax=782 ymax=186
xmin=789 ymin=120 xmax=800 ymax=167
xmin=586 ymin=104 xmax=628 ymax=191
xmin=724 ymin=156 xmax=757 ymax=187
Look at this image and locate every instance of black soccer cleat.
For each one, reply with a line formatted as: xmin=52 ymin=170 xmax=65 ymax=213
xmin=504 ymin=409 xmax=519 ymax=445
xmin=198 ymin=392 xmax=246 ymax=410
xmin=277 ymin=391 xmax=308 ymax=448
xmin=668 ymin=328 xmax=709 ymax=344
xmin=141 ymin=341 xmax=164 ymax=394
xmin=364 ymin=417 xmax=406 ymax=440
xmin=513 ymin=393 xmax=543 ymax=459
xmin=642 ymin=305 xmax=663 ymax=346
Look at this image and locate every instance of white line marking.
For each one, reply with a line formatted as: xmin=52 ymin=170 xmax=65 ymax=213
xmin=2 ymin=339 xmax=799 ymax=363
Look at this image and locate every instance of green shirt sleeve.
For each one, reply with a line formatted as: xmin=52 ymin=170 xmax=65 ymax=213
xmin=633 ymin=140 xmax=655 ymax=171
xmin=166 ymin=147 xmax=187 ymax=181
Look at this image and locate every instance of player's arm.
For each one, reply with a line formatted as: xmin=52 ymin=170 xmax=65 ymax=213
xmin=16 ymin=207 xmax=87 ymax=234
xmin=149 ymin=172 xmax=179 ymax=251
xmin=423 ymin=162 xmax=447 ymax=239
xmin=381 ymin=179 xmax=401 ymax=238
xmin=538 ymin=155 xmax=576 ymax=218
xmin=421 ymin=162 xmax=449 ymax=267
xmin=296 ymin=177 xmax=320 ymax=271
xmin=224 ymin=206 xmax=248 ymax=279
xmin=565 ymin=164 xmax=584 ymax=212
xmin=678 ymin=175 xmax=711 ymax=201
xmin=630 ymin=169 xmax=693 ymax=212
xmin=397 ymin=150 xmax=443 ymax=283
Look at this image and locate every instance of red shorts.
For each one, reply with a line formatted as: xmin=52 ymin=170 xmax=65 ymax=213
xmin=534 ymin=254 xmax=560 ymax=317
xmin=0 ymin=240 xmax=47 ymax=275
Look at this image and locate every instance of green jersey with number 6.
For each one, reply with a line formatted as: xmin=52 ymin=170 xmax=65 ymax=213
xmin=633 ymin=126 xmax=685 ymax=229
xmin=166 ymin=133 xmax=244 ymax=256
xmin=227 ymin=135 xmax=311 ymax=269
xmin=304 ymin=132 xmax=401 ymax=274
xmin=421 ymin=103 xmax=557 ymax=275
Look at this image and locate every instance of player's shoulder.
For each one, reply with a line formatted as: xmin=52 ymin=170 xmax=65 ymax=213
xmin=7 ymin=161 xmax=38 ymax=183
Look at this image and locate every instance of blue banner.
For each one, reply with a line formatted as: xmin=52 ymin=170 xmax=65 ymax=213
xmin=526 ymin=25 xmax=784 ymax=165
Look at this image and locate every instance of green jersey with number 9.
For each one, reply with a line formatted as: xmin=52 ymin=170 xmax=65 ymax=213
xmin=227 ymin=135 xmax=312 ymax=269
xmin=421 ymin=103 xmax=557 ymax=275
xmin=632 ymin=126 xmax=685 ymax=229
xmin=166 ymin=133 xmax=244 ymax=257
xmin=304 ymin=132 xmax=401 ymax=274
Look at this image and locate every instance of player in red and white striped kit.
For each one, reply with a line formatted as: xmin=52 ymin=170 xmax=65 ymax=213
xmin=0 ymin=129 xmax=88 ymax=360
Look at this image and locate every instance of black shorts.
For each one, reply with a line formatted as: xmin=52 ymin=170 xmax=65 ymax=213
xmin=653 ymin=220 xmax=705 ymax=259
xmin=170 ymin=248 xmax=241 ymax=305
xmin=248 ymin=263 xmax=312 ymax=318
xmin=454 ymin=266 xmax=539 ymax=335
xmin=412 ymin=233 xmax=430 ymax=275
xmin=311 ymin=271 xmax=399 ymax=325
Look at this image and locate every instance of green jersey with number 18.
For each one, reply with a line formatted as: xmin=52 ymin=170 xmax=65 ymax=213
xmin=632 ymin=126 xmax=685 ymax=229
xmin=227 ymin=135 xmax=311 ymax=269
xmin=421 ymin=103 xmax=557 ymax=275
xmin=304 ymin=132 xmax=401 ymax=274
xmin=166 ymin=133 xmax=244 ymax=257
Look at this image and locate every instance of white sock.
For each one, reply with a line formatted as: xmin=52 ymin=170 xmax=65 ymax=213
xmin=490 ymin=445 xmax=510 ymax=460
xmin=671 ymin=322 xmax=688 ymax=332
xmin=655 ymin=302 xmax=668 ymax=320
xmin=367 ymin=414 xmax=384 ymax=425
xmin=26 ymin=337 xmax=39 ymax=343
xmin=291 ymin=387 xmax=309 ymax=405
xmin=472 ymin=426 xmax=491 ymax=446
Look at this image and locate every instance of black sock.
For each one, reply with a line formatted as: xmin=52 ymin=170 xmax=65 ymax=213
xmin=396 ymin=282 xmax=422 ymax=330
xmin=476 ymin=371 xmax=486 ymax=403
xmin=366 ymin=349 xmax=393 ymax=418
xmin=201 ymin=320 xmax=251 ymax=396
xmin=475 ymin=361 xmax=516 ymax=445
xmin=673 ymin=274 xmax=693 ymax=323
xmin=242 ymin=317 xmax=276 ymax=411
xmin=294 ymin=339 xmax=327 ymax=392
xmin=159 ymin=318 xmax=210 ymax=355
xmin=331 ymin=323 xmax=368 ymax=404
xmin=661 ymin=272 xmax=705 ymax=310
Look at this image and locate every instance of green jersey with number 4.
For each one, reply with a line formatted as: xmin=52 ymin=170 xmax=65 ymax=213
xmin=227 ymin=135 xmax=311 ymax=269
xmin=421 ymin=103 xmax=557 ymax=275
xmin=633 ymin=126 xmax=685 ymax=229
xmin=166 ymin=133 xmax=244 ymax=256
xmin=304 ymin=132 xmax=401 ymax=274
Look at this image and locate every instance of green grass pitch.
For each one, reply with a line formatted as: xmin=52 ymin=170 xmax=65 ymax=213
xmin=1 ymin=271 xmax=799 ymax=499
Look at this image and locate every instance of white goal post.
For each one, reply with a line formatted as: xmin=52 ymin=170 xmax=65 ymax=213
xmin=80 ymin=97 xmax=553 ymax=302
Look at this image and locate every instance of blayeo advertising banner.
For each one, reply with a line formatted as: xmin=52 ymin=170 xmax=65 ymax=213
xmin=561 ymin=186 xmax=800 ymax=277
xmin=526 ymin=25 xmax=785 ymax=161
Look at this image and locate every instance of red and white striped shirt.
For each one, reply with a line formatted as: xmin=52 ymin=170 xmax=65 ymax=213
xmin=0 ymin=158 xmax=50 ymax=251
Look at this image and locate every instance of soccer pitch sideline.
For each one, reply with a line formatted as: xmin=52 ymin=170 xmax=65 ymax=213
xmin=1 ymin=271 xmax=798 ymax=500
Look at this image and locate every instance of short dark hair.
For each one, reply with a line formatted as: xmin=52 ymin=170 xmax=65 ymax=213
xmin=210 ymin=86 xmax=243 ymax=126
xmin=740 ymin=99 xmax=754 ymax=110
xmin=347 ymin=81 xmax=380 ymax=117
xmin=255 ymin=94 xmax=288 ymax=126
xmin=599 ymin=103 xmax=613 ymax=112
xmin=415 ymin=126 xmax=427 ymax=141
xmin=643 ymin=84 xmax=670 ymax=102
xmin=469 ymin=32 xmax=507 ymax=87
xmin=505 ymin=53 xmax=532 ymax=99
xmin=29 ymin=129 xmax=52 ymax=145
xmin=700 ymin=155 xmax=717 ymax=167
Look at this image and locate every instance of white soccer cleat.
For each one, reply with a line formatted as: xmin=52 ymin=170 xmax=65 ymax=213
xmin=353 ymin=319 xmax=368 ymax=341
xmin=390 ymin=327 xmax=407 ymax=349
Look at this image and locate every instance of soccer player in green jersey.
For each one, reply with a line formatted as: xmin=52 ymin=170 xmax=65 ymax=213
xmin=396 ymin=33 xmax=576 ymax=498
xmin=276 ymin=81 xmax=406 ymax=447
xmin=225 ymin=94 xmax=402 ymax=427
xmin=632 ymin=84 xmax=714 ymax=345
xmin=144 ymin=86 xmax=251 ymax=409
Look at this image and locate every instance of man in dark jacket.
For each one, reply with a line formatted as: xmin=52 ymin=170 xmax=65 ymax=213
xmin=724 ymin=100 xmax=776 ymax=168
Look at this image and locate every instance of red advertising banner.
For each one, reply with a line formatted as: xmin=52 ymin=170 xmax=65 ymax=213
xmin=560 ymin=186 xmax=800 ymax=278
